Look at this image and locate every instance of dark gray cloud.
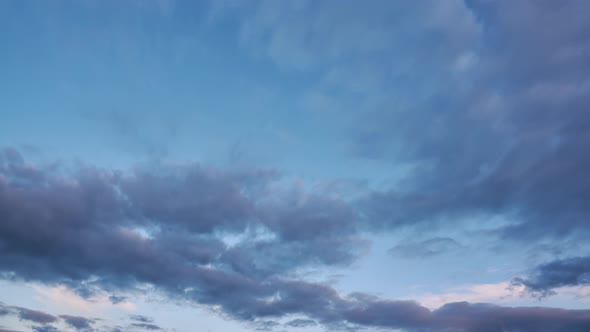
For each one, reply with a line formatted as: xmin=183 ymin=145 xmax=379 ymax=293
xmin=0 ymin=148 xmax=359 ymax=324
xmin=0 ymin=150 xmax=364 ymax=290
xmin=388 ymin=237 xmax=462 ymax=259
xmin=0 ymin=1 xmax=588 ymax=332
xmin=513 ymin=256 xmax=590 ymax=298
xmin=2 ymin=2 xmax=590 ymax=323
xmin=129 ymin=315 xmax=153 ymax=324
xmin=348 ymin=0 xmax=590 ymax=246
xmin=14 ymin=308 xmax=58 ymax=325
xmin=119 ymin=165 xmax=258 ymax=234
xmin=130 ymin=323 xmax=161 ymax=331
xmin=0 ymin=302 xmax=169 ymax=332
xmin=428 ymin=301 xmax=590 ymax=332
xmin=0 ymin=147 xmax=363 ymax=294
xmin=0 ymin=305 xmax=10 ymax=317
xmin=254 ymin=320 xmax=280 ymax=331
xmin=31 ymin=327 xmax=60 ymax=332
xmin=0 ymin=304 xmax=57 ymax=331
xmin=284 ymin=318 xmax=317 ymax=328
xmin=59 ymin=315 xmax=95 ymax=331
xmin=2 ymin=145 xmax=590 ymax=331
xmin=0 ymin=147 xmax=590 ymax=331
xmin=108 ymin=295 xmax=127 ymax=305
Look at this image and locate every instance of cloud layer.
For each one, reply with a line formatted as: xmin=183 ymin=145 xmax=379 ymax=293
xmin=2 ymin=1 xmax=590 ymax=331
xmin=2 ymin=148 xmax=590 ymax=331
xmin=0 ymin=302 xmax=165 ymax=332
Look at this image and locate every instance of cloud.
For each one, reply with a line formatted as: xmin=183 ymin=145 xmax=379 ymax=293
xmin=335 ymin=0 xmax=590 ymax=248
xmin=0 ymin=147 xmax=589 ymax=331
xmin=0 ymin=302 xmax=167 ymax=332
xmin=428 ymin=302 xmax=590 ymax=332
xmin=513 ymin=256 xmax=590 ymax=298
xmin=212 ymin=0 xmax=590 ymax=249
xmin=284 ymin=319 xmax=317 ymax=328
xmin=412 ymin=282 xmax=524 ymax=310
xmin=108 ymin=295 xmax=127 ymax=305
xmin=0 ymin=1 xmax=589 ymax=331
xmin=1 ymin=6 xmax=590 ymax=328
xmin=129 ymin=315 xmax=154 ymax=324
xmin=0 ymin=149 xmax=360 ymax=323
xmin=59 ymin=315 xmax=95 ymax=331
xmin=33 ymin=285 xmax=135 ymax=315
xmin=388 ymin=237 xmax=462 ymax=259
xmin=130 ymin=323 xmax=162 ymax=331
xmin=0 ymin=303 xmax=66 ymax=331
xmin=31 ymin=327 xmax=60 ymax=332
xmin=0 ymin=148 xmax=361 ymax=289
xmin=13 ymin=308 xmax=58 ymax=325
xmin=254 ymin=320 xmax=279 ymax=331
xmin=0 ymin=304 xmax=10 ymax=317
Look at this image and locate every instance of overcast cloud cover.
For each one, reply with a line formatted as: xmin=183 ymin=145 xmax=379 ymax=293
xmin=1 ymin=1 xmax=590 ymax=332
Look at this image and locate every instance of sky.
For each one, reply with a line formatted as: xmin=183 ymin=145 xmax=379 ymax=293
xmin=1 ymin=1 xmax=590 ymax=331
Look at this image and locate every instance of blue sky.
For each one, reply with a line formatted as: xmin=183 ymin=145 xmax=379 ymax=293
xmin=1 ymin=1 xmax=590 ymax=332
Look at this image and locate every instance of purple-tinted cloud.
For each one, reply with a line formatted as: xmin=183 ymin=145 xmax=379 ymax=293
xmin=513 ymin=256 xmax=590 ymax=298
xmin=0 ymin=302 xmax=168 ymax=332
xmin=14 ymin=308 xmax=57 ymax=325
xmin=59 ymin=315 xmax=95 ymax=332
xmin=2 ymin=149 xmax=590 ymax=330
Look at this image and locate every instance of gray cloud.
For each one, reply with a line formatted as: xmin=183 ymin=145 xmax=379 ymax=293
xmin=0 ymin=304 xmax=63 ymax=331
xmin=129 ymin=315 xmax=153 ymax=324
xmin=130 ymin=323 xmax=161 ymax=331
xmin=2 ymin=144 xmax=590 ymax=330
xmin=513 ymin=256 xmax=590 ymax=298
xmin=0 ymin=0 xmax=588 ymax=331
xmin=0 ymin=148 xmax=363 ymax=291
xmin=2 ymin=3 xmax=590 ymax=329
xmin=0 ymin=149 xmax=360 ymax=323
xmin=108 ymin=295 xmax=127 ymax=304
xmin=0 ymin=305 xmax=10 ymax=317
xmin=213 ymin=0 xmax=590 ymax=248
xmin=0 ymin=302 xmax=169 ymax=332
xmin=59 ymin=315 xmax=95 ymax=332
xmin=340 ymin=0 xmax=590 ymax=248
xmin=14 ymin=308 xmax=58 ymax=325
xmin=389 ymin=237 xmax=462 ymax=259
xmin=284 ymin=318 xmax=317 ymax=328
xmin=254 ymin=320 xmax=280 ymax=331
xmin=31 ymin=327 xmax=60 ymax=332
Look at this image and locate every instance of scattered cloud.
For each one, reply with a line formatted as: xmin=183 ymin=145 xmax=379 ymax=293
xmin=285 ymin=319 xmax=317 ymax=328
xmin=388 ymin=237 xmax=463 ymax=259
xmin=59 ymin=315 xmax=95 ymax=331
xmin=513 ymin=256 xmax=590 ymax=298
xmin=14 ymin=307 xmax=58 ymax=325
xmin=2 ymin=0 xmax=590 ymax=331
xmin=130 ymin=323 xmax=162 ymax=331
xmin=33 ymin=285 xmax=135 ymax=315
xmin=0 ymin=302 xmax=165 ymax=332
